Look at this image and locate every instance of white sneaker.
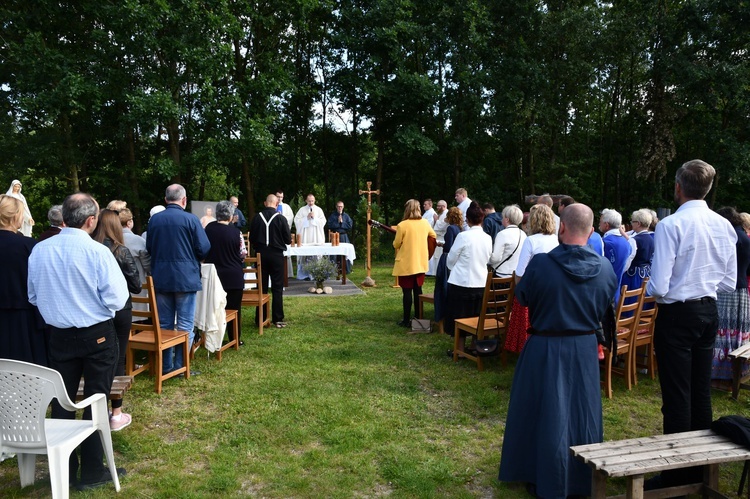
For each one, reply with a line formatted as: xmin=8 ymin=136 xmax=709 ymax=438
xmin=110 ymin=412 xmax=132 ymax=432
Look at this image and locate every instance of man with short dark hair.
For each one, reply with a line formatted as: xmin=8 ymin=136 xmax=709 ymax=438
xmin=147 ymin=184 xmax=211 ymax=374
xmin=499 ymin=203 xmax=617 ymax=498
xmin=28 ymin=193 xmax=129 ymax=490
xmin=482 ymin=202 xmax=504 ymax=245
xmin=646 ymin=159 xmax=737 ymax=489
xmin=454 ymin=188 xmax=471 ymax=231
xmin=229 ymin=196 xmax=246 ymax=230
xmin=327 ymin=200 xmax=353 ymax=274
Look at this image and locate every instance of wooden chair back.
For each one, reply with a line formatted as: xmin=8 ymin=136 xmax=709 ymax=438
xmin=453 ymin=271 xmax=515 ymax=371
xmin=242 ymin=254 xmax=271 ymax=334
xmin=632 ymin=278 xmax=658 ymax=383
xmin=601 ymin=284 xmax=644 ymax=398
xmin=126 ymin=276 xmax=191 ymax=393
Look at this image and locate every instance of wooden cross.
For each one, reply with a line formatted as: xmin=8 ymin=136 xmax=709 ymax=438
xmin=358 ymin=181 xmax=380 ymax=287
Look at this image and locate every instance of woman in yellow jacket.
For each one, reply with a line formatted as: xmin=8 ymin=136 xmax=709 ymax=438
xmin=393 ymin=199 xmax=437 ymax=326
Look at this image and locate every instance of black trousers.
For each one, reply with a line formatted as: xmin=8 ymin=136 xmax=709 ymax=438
xmin=258 ymin=249 xmax=285 ymax=324
xmin=225 ymin=288 xmax=243 ymax=341
xmin=111 ymin=308 xmax=132 ymax=410
xmin=654 ymin=298 xmax=718 ymax=485
xmin=48 ymin=320 xmax=118 ymax=482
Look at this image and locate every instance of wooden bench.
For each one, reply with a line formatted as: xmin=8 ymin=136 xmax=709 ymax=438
xmin=729 ymin=343 xmax=750 ymax=400
xmin=571 ymin=429 xmax=750 ymax=498
xmin=76 ymin=376 xmax=134 ymax=402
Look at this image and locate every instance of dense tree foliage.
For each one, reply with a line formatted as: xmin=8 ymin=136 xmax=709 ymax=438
xmin=1 ymin=0 xmax=748 ymax=236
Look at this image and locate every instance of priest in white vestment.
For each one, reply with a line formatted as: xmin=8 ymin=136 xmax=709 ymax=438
xmin=422 ymin=199 xmax=436 ymax=227
xmin=276 ymin=190 xmax=295 ymax=277
xmin=427 ymin=200 xmax=448 ymax=276
xmin=293 ymin=193 xmax=327 ymax=280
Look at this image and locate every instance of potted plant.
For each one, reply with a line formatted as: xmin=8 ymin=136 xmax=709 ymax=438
xmin=302 ymin=257 xmax=338 ymax=291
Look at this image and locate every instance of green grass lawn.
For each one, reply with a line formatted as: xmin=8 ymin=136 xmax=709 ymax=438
xmin=2 ymin=263 xmax=750 ymax=498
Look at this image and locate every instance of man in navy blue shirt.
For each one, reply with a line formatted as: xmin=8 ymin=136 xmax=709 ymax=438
xmin=147 ymin=184 xmax=211 ymax=374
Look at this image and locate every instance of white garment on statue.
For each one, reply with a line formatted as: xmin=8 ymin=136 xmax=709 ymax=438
xmin=457 ymin=197 xmax=471 ymax=231
xmin=294 ymin=204 xmax=326 ymax=279
xmin=422 ymin=208 xmax=436 ymax=227
xmin=5 ymin=179 xmax=33 ymax=237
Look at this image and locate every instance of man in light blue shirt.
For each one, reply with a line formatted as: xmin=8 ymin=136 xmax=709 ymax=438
xmin=645 ymin=159 xmax=737 ymax=490
xmin=28 ymin=192 xmax=128 ymax=490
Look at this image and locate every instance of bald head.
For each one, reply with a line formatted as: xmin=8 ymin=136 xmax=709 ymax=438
xmin=559 ymin=203 xmax=594 ymax=245
xmin=264 ymin=194 xmax=279 ymax=208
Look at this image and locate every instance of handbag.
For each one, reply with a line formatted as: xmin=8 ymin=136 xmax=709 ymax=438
xmin=473 ymin=338 xmax=498 ymax=357
xmin=410 ymin=318 xmax=433 ymax=334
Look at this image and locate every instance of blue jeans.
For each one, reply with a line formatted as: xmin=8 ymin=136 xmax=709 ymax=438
xmin=156 ymin=291 xmax=197 ymax=373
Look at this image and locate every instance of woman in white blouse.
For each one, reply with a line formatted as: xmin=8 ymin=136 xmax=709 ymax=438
xmin=489 ymin=205 xmax=527 ymax=278
xmin=445 ymin=202 xmax=493 ymax=349
xmin=506 ymin=204 xmax=559 ymax=353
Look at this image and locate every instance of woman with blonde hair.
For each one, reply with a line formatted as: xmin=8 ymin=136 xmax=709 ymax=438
xmin=0 ymin=194 xmax=47 ymax=365
xmin=434 ymin=207 xmax=463 ymax=326
xmin=505 ymin=204 xmax=559 ymax=353
xmin=393 ymin=199 xmax=436 ymax=327
xmin=92 ymin=209 xmax=141 ymax=431
xmin=621 ymin=208 xmax=654 ymax=295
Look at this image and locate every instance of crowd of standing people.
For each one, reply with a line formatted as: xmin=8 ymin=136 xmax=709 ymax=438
xmin=3 ymin=160 xmax=750 ymax=496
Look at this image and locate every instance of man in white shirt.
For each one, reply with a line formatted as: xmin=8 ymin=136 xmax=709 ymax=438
xmin=646 ymin=159 xmax=737 ymax=489
xmin=293 ymin=193 xmax=326 ymax=280
xmin=275 ymin=190 xmax=295 ymax=277
xmin=454 ymin=188 xmax=471 ymax=231
xmin=422 ymin=199 xmax=436 ymax=227
xmin=427 ymin=200 xmax=448 ymax=276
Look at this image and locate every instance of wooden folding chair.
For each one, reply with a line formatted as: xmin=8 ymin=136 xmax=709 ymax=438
xmin=216 ymin=309 xmax=240 ymax=361
xmin=601 ymin=284 xmax=644 ymax=399
xmin=453 ymin=272 xmax=515 ymax=371
xmin=632 ymin=279 xmax=658 ymax=384
xmin=242 ymin=254 xmax=271 ymax=335
xmin=126 ymin=276 xmax=191 ymax=394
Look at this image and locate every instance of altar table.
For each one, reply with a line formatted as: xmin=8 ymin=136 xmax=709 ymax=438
xmin=284 ymin=242 xmax=356 ymax=286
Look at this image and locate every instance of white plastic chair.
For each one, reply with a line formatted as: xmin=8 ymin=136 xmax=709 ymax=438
xmin=0 ymin=359 xmax=121 ymax=498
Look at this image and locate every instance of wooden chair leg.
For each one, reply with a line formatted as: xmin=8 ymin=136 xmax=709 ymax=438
xmin=604 ymin=352 xmax=613 ymax=399
xmin=732 ymin=358 xmax=743 ymax=400
xmin=232 ymin=316 xmax=239 ymax=351
xmin=453 ymin=330 xmax=461 ymax=362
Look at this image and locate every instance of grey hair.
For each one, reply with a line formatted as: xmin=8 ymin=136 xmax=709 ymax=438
xmin=215 ymin=200 xmax=235 ymax=222
xmin=47 ymin=205 xmax=63 ymax=226
xmin=62 ymin=193 xmax=98 ymax=228
xmin=501 ymin=205 xmax=523 ymax=226
xmin=165 ymin=184 xmax=186 ymax=203
xmin=600 ymin=208 xmax=622 ymax=228
xmin=630 ymin=209 xmax=653 ymax=228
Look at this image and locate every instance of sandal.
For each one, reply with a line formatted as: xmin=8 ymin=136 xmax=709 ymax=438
xmin=275 ymin=322 xmax=287 ymax=328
